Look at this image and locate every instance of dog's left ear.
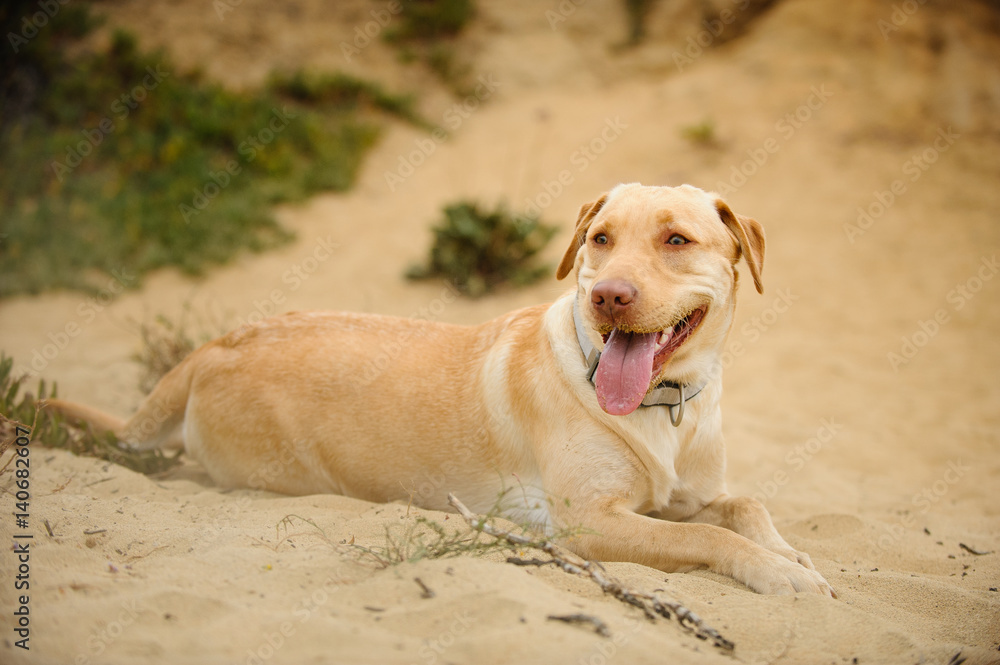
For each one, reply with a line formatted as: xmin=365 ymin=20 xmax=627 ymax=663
xmin=556 ymin=193 xmax=608 ymax=280
xmin=715 ymin=199 xmax=765 ymax=294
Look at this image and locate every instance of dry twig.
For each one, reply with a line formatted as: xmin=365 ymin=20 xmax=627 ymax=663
xmin=447 ymin=493 xmax=734 ymax=651
xmin=547 ymin=613 xmax=611 ymax=637
xmin=414 ymin=577 xmax=435 ymax=599
xmin=958 ymin=543 xmax=991 ymax=556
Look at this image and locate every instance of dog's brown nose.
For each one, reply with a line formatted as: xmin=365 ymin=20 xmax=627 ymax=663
xmin=591 ymin=280 xmax=638 ymax=319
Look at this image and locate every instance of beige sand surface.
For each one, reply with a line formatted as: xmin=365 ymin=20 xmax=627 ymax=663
xmin=1 ymin=0 xmax=999 ymax=663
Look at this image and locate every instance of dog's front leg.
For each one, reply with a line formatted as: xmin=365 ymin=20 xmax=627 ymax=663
xmin=682 ymin=495 xmax=821 ymax=573
xmin=560 ymin=502 xmax=835 ymax=596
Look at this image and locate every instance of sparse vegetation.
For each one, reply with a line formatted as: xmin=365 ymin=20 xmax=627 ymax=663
xmin=128 ymin=302 xmax=233 ymax=394
xmin=384 ymin=0 xmax=475 ymax=42
xmin=0 ymin=4 xmax=421 ymax=298
xmin=351 ymin=488 xmax=589 ymax=568
xmin=0 ymin=355 xmax=181 ymax=474
xmin=268 ymin=70 xmax=426 ymax=129
xmin=681 ymin=118 xmax=719 ymax=146
xmin=384 ymin=0 xmax=475 ymax=93
xmin=354 ymin=513 xmax=515 ymax=567
xmin=623 ymin=0 xmax=656 ymax=45
xmin=406 ymin=201 xmax=558 ymax=297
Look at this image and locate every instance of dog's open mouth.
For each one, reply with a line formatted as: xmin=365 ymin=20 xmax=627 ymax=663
xmin=595 ymin=306 xmax=706 ymax=416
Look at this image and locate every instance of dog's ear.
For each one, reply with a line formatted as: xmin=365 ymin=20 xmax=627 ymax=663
xmin=556 ymin=193 xmax=608 ymax=280
xmin=715 ymin=199 xmax=765 ymax=294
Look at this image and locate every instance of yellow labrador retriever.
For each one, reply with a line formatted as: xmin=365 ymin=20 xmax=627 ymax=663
xmin=48 ymin=183 xmax=833 ymax=596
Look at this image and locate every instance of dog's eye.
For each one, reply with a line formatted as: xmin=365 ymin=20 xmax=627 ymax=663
xmin=593 ymin=233 xmax=608 ymax=245
xmin=666 ymin=234 xmax=689 ymax=246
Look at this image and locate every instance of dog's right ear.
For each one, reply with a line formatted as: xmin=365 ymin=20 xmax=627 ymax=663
xmin=556 ymin=193 xmax=608 ymax=280
xmin=715 ymin=199 xmax=765 ymax=294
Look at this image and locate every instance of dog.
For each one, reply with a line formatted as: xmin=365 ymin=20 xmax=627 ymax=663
xmin=47 ymin=183 xmax=834 ymax=596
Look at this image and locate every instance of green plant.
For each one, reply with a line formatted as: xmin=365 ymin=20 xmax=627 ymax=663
xmin=681 ymin=118 xmax=718 ymax=146
xmin=354 ymin=513 xmax=513 ymax=567
xmin=623 ymin=0 xmax=655 ymax=46
xmin=128 ymin=302 xmax=233 ymax=395
xmin=383 ymin=0 xmax=475 ymax=93
xmin=384 ymin=0 xmax=475 ymax=42
xmin=406 ymin=201 xmax=558 ymax=297
xmin=268 ymin=70 xmax=426 ymax=128
xmin=0 ymin=354 xmax=181 ymax=474
xmin=352 ymin=487 xmax=587 ymax=568
xmin=0 ymin=6 xmax=422 ymax=298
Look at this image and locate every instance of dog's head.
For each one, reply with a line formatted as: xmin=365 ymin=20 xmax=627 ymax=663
xmin=556 ymin=183 xmax=765 ymax=416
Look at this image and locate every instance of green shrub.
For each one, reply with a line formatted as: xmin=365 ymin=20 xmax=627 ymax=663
xmin=385 ymin=0 xmax=475 ymax=42
xmin=681 ymin=118 xmax=718 ymax=146
xmin=0 ymin=7 xmax=421 ymax=297
xmin=0 ymin=355 xmax=180 ymax=474
xmin=623 ymin=0 xmax=655 ymax=45
xmin=383 ymin=0 xmax=475 ymax=93
xmin=406 ymin=201 xmax=557 ymax=297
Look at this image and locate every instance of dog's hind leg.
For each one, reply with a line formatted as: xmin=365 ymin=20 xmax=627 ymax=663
xmin=45 ymin=351 xmax=196 ymax=451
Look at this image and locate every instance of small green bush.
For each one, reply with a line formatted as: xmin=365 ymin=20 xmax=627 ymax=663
xmin=385 ymin=0 xmax=475 ymax=42
xmin=0 ymin=355 xmax=180 ymax=474
xmin=407 ymin=201 xmax=557 ymax=297
xmin=0 ymin=6 xmax=421 ymax=297
xmin=623 ymin=0 xmax=655 ymax=45
xmin=383 ymin=0 xmax=475 ymax=93
xmin=681 ymin=118 xmax=718 ymax=146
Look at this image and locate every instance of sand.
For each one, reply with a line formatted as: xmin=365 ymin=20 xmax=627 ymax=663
xmin=1 ymin=0 xmax=999 ymax=663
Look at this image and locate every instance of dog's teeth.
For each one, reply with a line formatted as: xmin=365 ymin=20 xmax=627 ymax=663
xmin=656 ymin=330 xmax=673 ymax=351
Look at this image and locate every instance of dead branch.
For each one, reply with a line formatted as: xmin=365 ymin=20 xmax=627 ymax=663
xmin=547 ymin=613 xmax=611 ymax=637
xmin=447 ymin=493 xmax=734 ymax=651
xmin=958 ymin=543 xmax=991 ymax=556
xmin=414 ymin=576 xmax=435 ymax=599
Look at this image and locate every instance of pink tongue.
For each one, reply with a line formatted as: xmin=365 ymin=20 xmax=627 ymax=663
xmin=594 ymin=329 xmax=659 ymax=416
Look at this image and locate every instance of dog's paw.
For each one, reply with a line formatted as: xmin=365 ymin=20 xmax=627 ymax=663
xmin=740 ymin=550 xmax=836 ymax=597
xmin=772 ymin=545 xmax=815 ymax=570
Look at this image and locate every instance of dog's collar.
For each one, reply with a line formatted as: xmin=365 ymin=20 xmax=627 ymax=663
xmin=572 ymin=297 xmax=706 ymax=426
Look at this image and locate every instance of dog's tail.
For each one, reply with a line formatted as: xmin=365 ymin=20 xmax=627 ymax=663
xmin=44 ymin=353 xmax=196 ymax=451
xmin=42 ymin=398 xmax=127 ymax=434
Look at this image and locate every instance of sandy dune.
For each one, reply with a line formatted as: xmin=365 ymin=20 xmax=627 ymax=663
xmin=2 ymin=0 xmax=999 ymax=663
